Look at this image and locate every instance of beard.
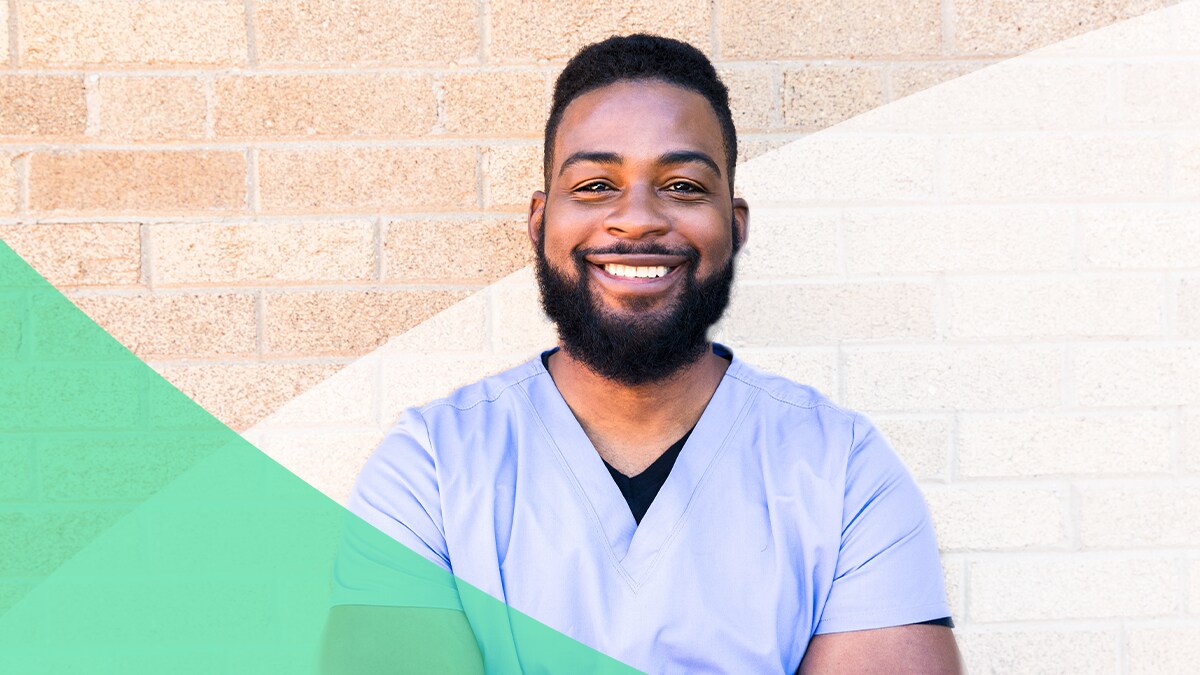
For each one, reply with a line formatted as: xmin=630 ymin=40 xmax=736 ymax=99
xmin=534 ymin=221 xmax=739 ymax=386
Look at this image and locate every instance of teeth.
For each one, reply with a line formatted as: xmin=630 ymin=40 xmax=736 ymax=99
xmin=603 ymin=264 xmax=671 ymax=278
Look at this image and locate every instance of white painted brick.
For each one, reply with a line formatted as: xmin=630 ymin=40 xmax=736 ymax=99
xmin=1128 ymin=627 xmax=1200 ymax=675
xmin=1121 ymin=63 xmax=1200 ymax=128
xmin=943 ymin=557 xmax=964 ymax=622
xmin=721 ymin=282 xmax=935 ymax=346
xmin=943 ymin=135 xmax=1170 ymax=202
xmin=1173 ymin=135 xmax=1200 ymax=199
xmin=842 ymin=207 xmax=1074 ymax=275
xmin=1189 ymin=558 xmax=1200 ymax=614
xmin=956 ymin=629 xmax=1117 ymax=675
xmin=488 ymin=279 xmax=557 ymax=353
xmin=958 ymin=412 xmax=1172 ymax=478
xmin=1076 ymin=346 xmax=1200 ymax=407
xmin=969 ymin=556 xmax=1178 ymax=622
xmin=873 ymin=416 xmax=950 ymax=481
xmin=1081 ymin=207 xmax=1200 ymax=270
xmin=736 ymin=209 xmax=840 ymax=280
xmin=736 ymin=135 xmax=936 ymax=205
xmin=1186 ymin=409 xmax=1200 ymax=475
xmin=734 ymin=349 xmax=838 ymax=403
xmin=947 ymin=277 xmax=1163 ymax=339
xmin=844 ymin=347 xmax=1062 ymax=412
xmin=925 ymin=487 xmax=1068 ymax=552
xmin=1080 ymin=486 xmax=1200 ymax=548
xmin=1180 ymin=279 xmax=1200 ymax=338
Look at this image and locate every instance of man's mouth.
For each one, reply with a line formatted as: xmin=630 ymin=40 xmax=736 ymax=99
xmin=600 ymin=264 xmax=673 ymax=279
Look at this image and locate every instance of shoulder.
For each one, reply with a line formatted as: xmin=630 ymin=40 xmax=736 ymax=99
xmin=725 ymin=351 xmax=863 ymax=435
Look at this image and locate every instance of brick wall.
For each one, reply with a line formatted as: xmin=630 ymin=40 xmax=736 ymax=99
xmin=3 ymin=1 xmax=1197 ymax=672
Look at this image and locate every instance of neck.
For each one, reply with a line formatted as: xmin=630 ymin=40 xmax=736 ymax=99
xmin=546 ymin=343 xmax=730 ymax=473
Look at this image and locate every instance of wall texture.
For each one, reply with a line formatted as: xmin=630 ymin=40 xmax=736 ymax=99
xmin=2 ymin=0 xmax=1197 ymax=672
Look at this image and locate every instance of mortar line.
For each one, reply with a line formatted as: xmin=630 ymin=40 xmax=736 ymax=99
xmin=7 ymin=0 xmax=19 ymax=68
xmin=710 ymin=0 xmax=720 ymax=57
xmin=479 ymin=0 xmax=490 ymax=64
xmin=255 ymin=290 xmax=266 ymax=356
xmin=373 ymin=216 xmax=384 ymax=282
xmin=940 ymin=0 xmax=957 ymax=56
xmin=84 ymin=74 xmax=101 ymax=137
xmin=15 ymin=153 xmax=29 ymax=217
xmin=244 ymin=0 xmax=258 ymax=67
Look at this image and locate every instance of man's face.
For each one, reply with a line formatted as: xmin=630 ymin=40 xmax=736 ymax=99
xmin=529 ymin=79 xmax=749 ymax=385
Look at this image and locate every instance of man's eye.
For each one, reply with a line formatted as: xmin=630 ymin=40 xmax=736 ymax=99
xmin=664 ymin=181 xmax=704 ymax=194
xmin=576 ymin=182 xmax=614 ymax=193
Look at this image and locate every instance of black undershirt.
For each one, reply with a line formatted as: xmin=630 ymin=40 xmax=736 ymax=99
xmin=539 ymin=351 xmax=953 ymax=629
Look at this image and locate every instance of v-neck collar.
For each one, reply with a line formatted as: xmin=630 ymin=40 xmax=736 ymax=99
xmin=519 ymin=343 xmax=758 ymax=588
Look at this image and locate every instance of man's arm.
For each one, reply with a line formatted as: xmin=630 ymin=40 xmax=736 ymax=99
xmin=798 ymin=624 xmax=963 ymax=675
xmin=319 ymin=605 xmax=484 ymax=675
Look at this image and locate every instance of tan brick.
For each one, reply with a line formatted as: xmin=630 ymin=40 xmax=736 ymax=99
xmin=215 ymin=74 xmax=436 ymax=138
xmin=149 ymin=221 xmax=375 ymax=287
xmin=845 ymin=207 xmax=1075 ymax=275
xmin=845 ymin=347 xmax=1062 ymax=412
xmin=959 ymin=412 xmax=1172 ymax=478
xmin=0 ymin=223 xmax=140 ymax=288
xmin=957 ymin=630 xmax=1117 ymax=675
xmin=21 ymin=0 xmax=247 ymax=66
xmin=873 ymin=416 xmax=950 ymax=481
xmin=944 ymin=135 xmax=1169 ymax=202
xmin=0 ymin=75 xmax=86 ymax=136
xmin=926 ymin=487 xmax=1068 ymax=551
xmin=158 ymin=362 xmax=342 ymax=432
xmin=255 ymin=0 xmax=478 ymax=65
xmin=736 ymin=137 xmax=796 ymax=165
xmin=29 ymin=151 xmax=245 ymax=214
xmin=0 ymin=153 xmax=16 ymax=214
xmin=441 ymin=71 xmax=547 ymax=137
xmin=98 ymin=77 xmax=205 ymax=141
xmin=488 ymin=0 xmax=710 ymax=62
xmin=1129 ymin=627 xmax=1200 ymax=675
xmin=70 ymin=292 xmax=257 ymax=360
xmin=383 ymin=218 xmax=530 ymax=284
xmin=263 ymin=289 xmax=468 ymax=356
xmin=890 ymin=62 xmax=987 ymax=101
xmin=1076 ymin=346 xmax=1200 ymax=407
xmin=719 ymin=67 xmax=776 ymax=134
xmin=485 ymin=143 xmax=541 ymax=210
xmin=782 ymin=66 xmax=884 ymax=130
xmin=948 ymin=278 xmax=1163 ymax=339
xmin=1081 ymin=487 xmax=1200 ymax=548
xmin=258 ymin=147 xmax=475 ymax=213
xmin=953 ymin=0 xmax=1168 ymax=56
xmin=719 ymin=0 xmax=941 ymax=59
xmin=732 ymin=349 xmax=838 ymax=404
xmin=1082 ymin=207 xmax=1200 ymax=269
xmin=737 ymin=209 xmax=840 ymax=280
xmin=722 ymin=282 xmax=935 ymax=345
xmin=969 ymin=556 xmax=1178 ymax=622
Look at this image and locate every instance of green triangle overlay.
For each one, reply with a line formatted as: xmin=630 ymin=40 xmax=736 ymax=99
xmin=0 ymin=241 xmax=639 ymax=674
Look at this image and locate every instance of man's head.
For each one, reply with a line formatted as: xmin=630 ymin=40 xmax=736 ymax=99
xmin=529 ymin=35 xmax=749 ymax=386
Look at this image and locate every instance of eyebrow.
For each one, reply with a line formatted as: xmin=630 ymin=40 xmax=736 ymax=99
xmin=556 ymin=150 xmax=723 ymax=178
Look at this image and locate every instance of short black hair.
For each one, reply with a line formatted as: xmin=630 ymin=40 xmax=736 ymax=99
xmin=543 ymin=34 xmax=737 ymax=193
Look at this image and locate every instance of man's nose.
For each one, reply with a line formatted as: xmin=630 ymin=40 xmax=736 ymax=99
xmin=604 ymin=184 xmax=670 ymax=238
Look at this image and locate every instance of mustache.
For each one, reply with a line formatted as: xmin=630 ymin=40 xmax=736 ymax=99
xmin=571 ymin=242 xmax=700 ymax=264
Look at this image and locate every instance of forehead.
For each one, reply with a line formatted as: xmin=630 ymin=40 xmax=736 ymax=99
xmin=552 ymin=80 xmax=726 ymax=172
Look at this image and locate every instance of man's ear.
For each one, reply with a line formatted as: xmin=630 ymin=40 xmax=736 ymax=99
xmin=732 ymin=197 xmax=749 ymax=252
xmin=528 ymin=190 xmax=547 ymax=249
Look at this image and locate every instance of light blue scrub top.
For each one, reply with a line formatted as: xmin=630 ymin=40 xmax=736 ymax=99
xmin=333 ymin=344 xmax=950 ymax=673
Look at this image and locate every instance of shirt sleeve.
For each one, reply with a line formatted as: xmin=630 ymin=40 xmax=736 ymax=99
xmin=329 ymin=407 xmax=465 ymax=611
xmin=813 ymin=413 xmax=951 ymax=634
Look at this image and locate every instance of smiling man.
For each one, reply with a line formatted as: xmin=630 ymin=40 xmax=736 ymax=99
xmin=324 ymin=35 xmax=962 ymax=674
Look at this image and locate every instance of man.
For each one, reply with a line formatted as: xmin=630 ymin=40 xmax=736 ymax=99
xmin=323 ymin=34 xmax=962 ymax=673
